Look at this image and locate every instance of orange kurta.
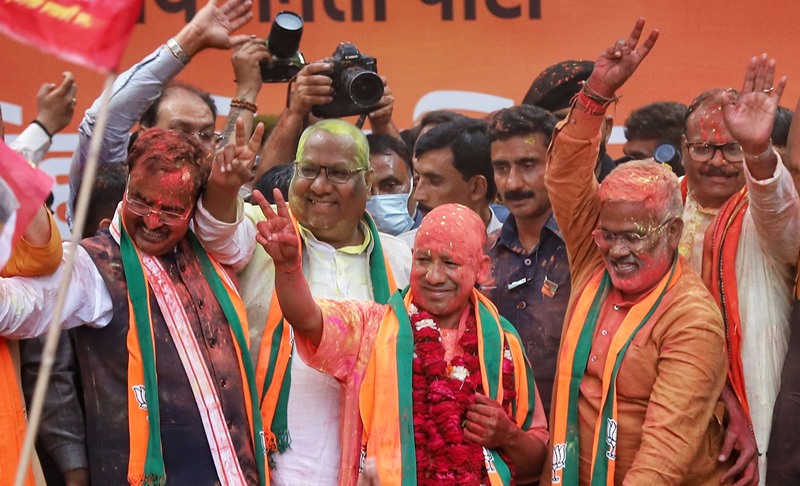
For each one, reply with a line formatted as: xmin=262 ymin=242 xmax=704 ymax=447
xmin=543 ymin=109 xmax=730 ymax=485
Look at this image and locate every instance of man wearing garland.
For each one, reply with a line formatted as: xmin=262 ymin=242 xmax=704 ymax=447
xmin=543 ymin=19 xmax=731 ymax=484
xmin=0 ymin=127 xmax=269 ymax=485
xmin=253 ymin=193 xmax=548 ymax=485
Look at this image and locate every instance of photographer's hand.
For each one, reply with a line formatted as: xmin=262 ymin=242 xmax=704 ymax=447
xmin=174 ymin=0 xmax=254 ymax=59
xmin=368 ymin=76 xmax=401 ymax=139
xmin=288 ymin=62 xmax=333 ymax=117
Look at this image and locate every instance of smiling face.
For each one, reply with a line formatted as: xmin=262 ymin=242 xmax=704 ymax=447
xmin=122 ymin=129 xmax=206 ymax=256
xmin=288 ymin=129 xmax=372 ymax=248
xmin=683 ymin=101 xmax=746 ymax=209
xmin=596 ymin=200 xmax=681 ymax=299
xmin=410 ymin=204 xmax=490 ymax=328
xmin=123 ymin=163 xmax=197 ymax=256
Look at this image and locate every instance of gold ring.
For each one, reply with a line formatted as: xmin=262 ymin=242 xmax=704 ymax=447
xmin=763 ymin=87 xmax=774 ymax=93
xmin=71 ymin=97 xmax=77 ymax=105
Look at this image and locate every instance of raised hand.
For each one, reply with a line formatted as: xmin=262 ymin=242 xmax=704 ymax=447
xmin=722 ymin=54 xmax=787 ymax=156
xmin=367 ymin=76 xmax=396 ymax=133
xmin=586 ymin=17 xmax=659 ymax=98
xmin=253 ymin=189 xmax=301 ymax=273
xmin=209 ymin=119 xmax=264 ymax=193
xmin=232 ymin=37 xmax=271 ymax=101
xmin=36 ymin=72 xmax=78 ymax=135
xmin=175 ymin=0 xmax=255 ymax=58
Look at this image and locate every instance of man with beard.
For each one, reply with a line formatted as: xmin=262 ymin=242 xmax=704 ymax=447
xmin=483 ymin=104 xmax=566 ymax=423
xmin=679 ymin=58 xmax=800 ymax=485
xmin=543 ymin=19 xmax=730 ymax=484
xmin=254 ymin=196 xmax=548 ymax=485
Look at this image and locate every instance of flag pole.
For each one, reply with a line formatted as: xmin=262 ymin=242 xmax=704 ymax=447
xmin=14 ymin=72 xmax=117 ymax=486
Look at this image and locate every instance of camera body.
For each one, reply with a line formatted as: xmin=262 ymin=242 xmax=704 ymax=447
xmin=312 ymin=43 xmax=384 ymax=119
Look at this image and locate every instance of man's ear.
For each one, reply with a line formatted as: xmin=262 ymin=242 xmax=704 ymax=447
xmin=667 ymin=217 xmax=684 ymax=250
xmin=476 ymin=254 xmax=492 ymax=286
xmin=364 ymin=168 xmax=374 ymax=194
xmin=468 ymin=175 xmax=488 ymax=203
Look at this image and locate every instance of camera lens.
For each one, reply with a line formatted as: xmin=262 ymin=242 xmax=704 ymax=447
xmin=268 ymin=11 xmax=303 ymax=59
xmin=342 ymin=68 xmax=384 ymax=108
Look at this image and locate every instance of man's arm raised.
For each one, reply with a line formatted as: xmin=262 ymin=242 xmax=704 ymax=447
xmin=252 ymin=188 xmax=323 ymax=346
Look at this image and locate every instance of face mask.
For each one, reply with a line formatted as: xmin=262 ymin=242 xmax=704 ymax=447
xmin=366 ymin=183 xmax=414 ymax=236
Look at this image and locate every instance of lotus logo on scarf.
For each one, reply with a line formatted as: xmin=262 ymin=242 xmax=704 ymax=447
xmin=606 ymin=418 xmax=618 ymax=460
xmin=551 ymin=443 xmax=566 ymax=483
xmin=132 ymin=385 xmax=148 ymax=410
xmin=483 ymin=447 xmax=497 ymax=473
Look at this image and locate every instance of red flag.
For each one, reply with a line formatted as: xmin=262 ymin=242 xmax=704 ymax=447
xmin=0 ymin=0 xmax=142 ymax=72
xmin=0 ymin=140 xmax=53 ymax=267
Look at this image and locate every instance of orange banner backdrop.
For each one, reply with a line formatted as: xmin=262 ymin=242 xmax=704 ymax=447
xmin=2 ymin=0 xmax=800 ymax=235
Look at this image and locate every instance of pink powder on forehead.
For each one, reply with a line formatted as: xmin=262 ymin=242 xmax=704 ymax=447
xmin=415 ymin=204 xmax=485 ymax=260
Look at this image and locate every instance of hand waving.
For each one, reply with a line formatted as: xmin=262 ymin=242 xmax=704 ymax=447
xmin=722 ymin=53 xmax=787 ymax=156
xmin=586 ymin=17 xmax=659 ymax=98
xmin=253 ymin=189 xmax=301 ymax=273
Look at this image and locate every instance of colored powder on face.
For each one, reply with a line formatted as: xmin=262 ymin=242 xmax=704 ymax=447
xmin=415 ymin=204 xmax=485 ymax=267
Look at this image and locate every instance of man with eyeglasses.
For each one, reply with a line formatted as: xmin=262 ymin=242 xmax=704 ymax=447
xmin=67 ymin=0 xmax=255 ymax=226
xmin=193 ymin=118 xmax=412 ymax=486
xmin=0 ymin=127 xmax=270 ymax=485
xmin=542 ymin=19 xmax=731 ymax=484
xmin=679 ymin=59 xmax=800 ymax=485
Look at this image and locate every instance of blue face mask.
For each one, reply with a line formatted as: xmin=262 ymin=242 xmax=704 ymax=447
xmin=366 ymin=183 xmax=414 ymax=236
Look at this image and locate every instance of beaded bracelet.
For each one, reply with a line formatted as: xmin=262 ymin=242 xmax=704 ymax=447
xmin=230 ymin=98 xmax=258 ymax=113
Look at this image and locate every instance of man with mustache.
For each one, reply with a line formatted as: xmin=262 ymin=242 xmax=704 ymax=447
xmin=679 ymin=59 xmax=800 ymax=485
xmin=543 ymin=19 xmax=731 ymax=484
xmin=483 ymin=104 xmax=566 ymax=424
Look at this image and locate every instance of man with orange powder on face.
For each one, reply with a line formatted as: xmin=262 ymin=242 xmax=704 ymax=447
xmin=543 ymin=19 xmax=731 ymax=484
xmin=252 ymin=192 xmax=549 ymax=485
xmin=678 ymin=57 xmax=800 ymax=484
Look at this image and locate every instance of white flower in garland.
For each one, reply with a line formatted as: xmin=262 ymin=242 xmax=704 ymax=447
xmin=450 ymin=365 xmax=470 ymax=382
xmin=504 ymin=348 xmax=513 ymax=361
xmin=409 ymin=303 xmax=419 ymax=315
xmin=415 ymin=318 xmax=437 ymax=332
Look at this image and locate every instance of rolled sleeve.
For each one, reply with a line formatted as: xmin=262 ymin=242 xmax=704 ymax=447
xmin=0 ymin=243 xmax=112 ymax=338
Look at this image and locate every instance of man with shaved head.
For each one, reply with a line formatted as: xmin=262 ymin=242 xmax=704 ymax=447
xmin=543 ymin=19 xmax=730 ymax=484
xmin=253 ymin=193 xmax=548 ymax=485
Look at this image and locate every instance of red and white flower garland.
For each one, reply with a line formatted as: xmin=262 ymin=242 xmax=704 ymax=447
xmin=409 ymin=303 xmax=517 ymax=485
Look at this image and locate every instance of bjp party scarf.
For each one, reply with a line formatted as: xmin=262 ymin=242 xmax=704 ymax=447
xmin=119 ymin=222 xmax=266 ymax=485
xmin=255 ymin=210 xmax=396 ymax=459
xmin=550 ymin=258 xmax=680 ymax=485
xmin=359 ymin=288 xmax=536 ymax=485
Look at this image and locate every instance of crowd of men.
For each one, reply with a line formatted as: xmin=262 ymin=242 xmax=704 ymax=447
xmin=1 ymin=2 xmax=800 ymax=485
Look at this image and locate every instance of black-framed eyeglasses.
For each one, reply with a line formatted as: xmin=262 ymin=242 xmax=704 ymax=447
xmin=591 ymin=217 xmax=676 ymax=252
xmin=685 ymin=141 xmax=744 ymax=164
xmin=293 ymin=162 xmax=366 ymax=184
xmin=124 ymin=183 xmax=193 ymax=226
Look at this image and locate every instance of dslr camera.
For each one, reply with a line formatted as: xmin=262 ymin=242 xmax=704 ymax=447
xmin=260 ymin=11 xmax=306 ymax=83
xmin=312 ymin=43 xmax=384 ymax=119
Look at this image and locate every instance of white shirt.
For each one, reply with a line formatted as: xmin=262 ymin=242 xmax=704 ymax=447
xmin=193 ymin=198 xmax=412 ymax=486
xmin=680 ymin=159 xmax=800 ymax=485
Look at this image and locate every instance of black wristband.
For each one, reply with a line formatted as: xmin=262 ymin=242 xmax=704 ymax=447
xmin=31 ymin=120 xmax=53 ymax=141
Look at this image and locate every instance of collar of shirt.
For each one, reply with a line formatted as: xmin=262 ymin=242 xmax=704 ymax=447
xmin=298 ymin=220 xmax=372 ymax=255
xmin=491 ymin=212 xmax=562 ymax=255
